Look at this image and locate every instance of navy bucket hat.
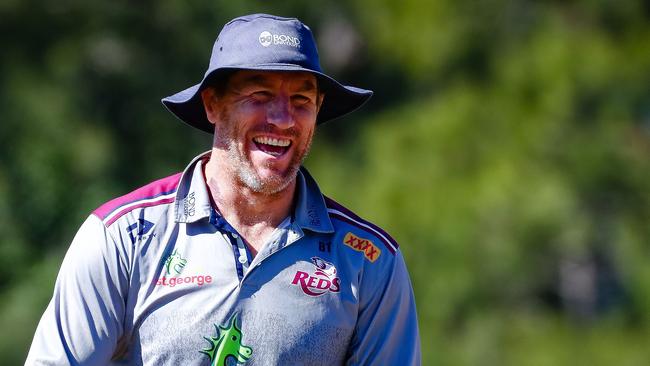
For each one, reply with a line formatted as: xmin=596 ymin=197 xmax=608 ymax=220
xmin=162 ymin=13 xmax=373 ymax=134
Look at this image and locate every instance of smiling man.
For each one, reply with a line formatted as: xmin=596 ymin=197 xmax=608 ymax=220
xmin=26 ymin=14 xmax=420 ymax=366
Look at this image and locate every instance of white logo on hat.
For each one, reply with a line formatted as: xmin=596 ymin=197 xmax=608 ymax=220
xmin=259 ymin=31 xmax=272 ymax=47
xmin=258 ymin=31 xmax=300 ymax=48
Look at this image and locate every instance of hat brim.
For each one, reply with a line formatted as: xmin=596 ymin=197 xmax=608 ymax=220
xmin=161 ymin=65 xmax=373 ymax=134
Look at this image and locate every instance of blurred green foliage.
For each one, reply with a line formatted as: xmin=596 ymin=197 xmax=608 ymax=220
xmin=1 ymin=1 xmax=649 ymax=365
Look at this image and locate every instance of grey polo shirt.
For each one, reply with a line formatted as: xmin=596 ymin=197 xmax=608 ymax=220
xmin=26 ymin=152 xmax=420 ymax=365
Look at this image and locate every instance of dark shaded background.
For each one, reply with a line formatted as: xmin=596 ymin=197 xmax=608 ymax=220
xmin=2 ymin=1 xmax=650 ymax=364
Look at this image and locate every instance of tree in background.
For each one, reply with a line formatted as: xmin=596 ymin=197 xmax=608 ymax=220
xmin=1 ymin=1 xmax=649 ymax=365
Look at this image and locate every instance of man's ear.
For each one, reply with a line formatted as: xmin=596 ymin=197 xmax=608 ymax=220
xmin=201 ymin=88 xmax=218 ymax=125
xmin=316 ymin=93 xmax=325 ymax=113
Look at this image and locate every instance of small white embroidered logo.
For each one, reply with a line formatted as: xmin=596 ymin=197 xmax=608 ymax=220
xmin=258 ymin=31 xmax=300 ymax=48
xmin=259 ymin=31 xmax=272 ymax=47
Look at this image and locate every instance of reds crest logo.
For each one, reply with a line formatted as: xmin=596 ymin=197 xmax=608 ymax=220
xmin=291 ymin=257 xmax=341 ymax=297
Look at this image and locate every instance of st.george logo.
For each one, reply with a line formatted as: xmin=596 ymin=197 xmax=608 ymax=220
xmin=155 ymin=249 xmax=213 ymax=287
xmin=200 ymin=313 xmax=253 ymax=366
xmin=163 ymin=249 xmax=187 ymax=275
xmin=291 ymin=257 xmax=341 ymax=297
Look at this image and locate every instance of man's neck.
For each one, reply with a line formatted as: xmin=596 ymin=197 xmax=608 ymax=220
xmin=203 ymin=154 xmax=296 ymax=256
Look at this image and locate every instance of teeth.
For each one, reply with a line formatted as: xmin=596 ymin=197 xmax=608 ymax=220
xmin=253 ymin=136 xmax=290 ymax=147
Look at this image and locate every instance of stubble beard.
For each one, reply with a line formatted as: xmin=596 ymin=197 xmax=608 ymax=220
xmin=215 ymin=109 xmax=314 ymax=195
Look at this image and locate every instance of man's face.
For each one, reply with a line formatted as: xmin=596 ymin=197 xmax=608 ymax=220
xmin=203 ymin=70 xmax=322 ymax=194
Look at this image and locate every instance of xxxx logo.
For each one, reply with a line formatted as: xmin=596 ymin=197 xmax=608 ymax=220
xmin=343 ymin=232 xmax=381 ymax=262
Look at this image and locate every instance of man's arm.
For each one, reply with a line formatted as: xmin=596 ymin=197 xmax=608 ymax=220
xmin=25 ymin=214 xmax=129 ymax=365
xmin=347 ymin=251 xmax=421 ymax=365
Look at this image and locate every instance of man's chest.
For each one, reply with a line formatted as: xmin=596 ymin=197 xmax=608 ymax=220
xmin=121 ymin=225 xmax=358 ymax=365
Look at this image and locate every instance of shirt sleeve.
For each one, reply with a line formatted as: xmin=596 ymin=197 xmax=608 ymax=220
xmin=346 ymin=251 xmax=421 ymax=365
xmin=25 ymin=214 xmax=129 ymax=365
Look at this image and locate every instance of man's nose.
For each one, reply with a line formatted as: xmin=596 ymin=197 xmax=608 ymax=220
xmin=266 ymin=96 xmax=295 ymax=129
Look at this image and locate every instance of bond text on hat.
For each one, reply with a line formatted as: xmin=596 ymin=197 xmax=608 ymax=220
xmin=259 ymin=31 xmax=300 ymax=48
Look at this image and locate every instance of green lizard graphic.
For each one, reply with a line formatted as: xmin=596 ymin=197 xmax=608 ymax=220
xmin=200 ymin=313 xmax=253 ymax=366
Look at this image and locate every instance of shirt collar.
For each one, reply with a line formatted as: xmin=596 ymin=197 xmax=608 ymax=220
xmin=294 ymin=167 xmax=334 ymax=233
xmin=173 ymin=151 xmax=334 ymax=233
xmin=174 ymin=151 xmax=212 ymax=223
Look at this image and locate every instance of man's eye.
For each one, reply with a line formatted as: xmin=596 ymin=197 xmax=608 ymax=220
xmin=292 ymin=95 xmax=311 ymax=105
xmin=251 ymin=91 xmax=272 ymax=101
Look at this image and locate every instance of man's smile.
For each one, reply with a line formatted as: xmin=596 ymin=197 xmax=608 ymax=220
xmin=252 ymin=136 xmax=292 ymax=157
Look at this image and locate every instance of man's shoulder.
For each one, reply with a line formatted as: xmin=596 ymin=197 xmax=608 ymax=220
xmin=92 ymin=172 xmax=183 ymax=227
xmin=323 ymin=195 xmax=399 ymax=257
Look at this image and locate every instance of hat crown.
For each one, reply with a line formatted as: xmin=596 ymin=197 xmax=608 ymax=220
xmin=162 ymin=13 xmax=372 ymax=134
xmin=208 ymin=14 xmax=322 ymax=74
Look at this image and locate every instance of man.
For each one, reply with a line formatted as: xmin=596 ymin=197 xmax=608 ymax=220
xmin=26 ymin=14 xmax=420 ymax=366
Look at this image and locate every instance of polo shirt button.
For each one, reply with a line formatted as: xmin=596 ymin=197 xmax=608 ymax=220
xmin=238 ymin=256 xmax=247 ymax=264
xmin=232 ymin=233 xmax=239 ymax=238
